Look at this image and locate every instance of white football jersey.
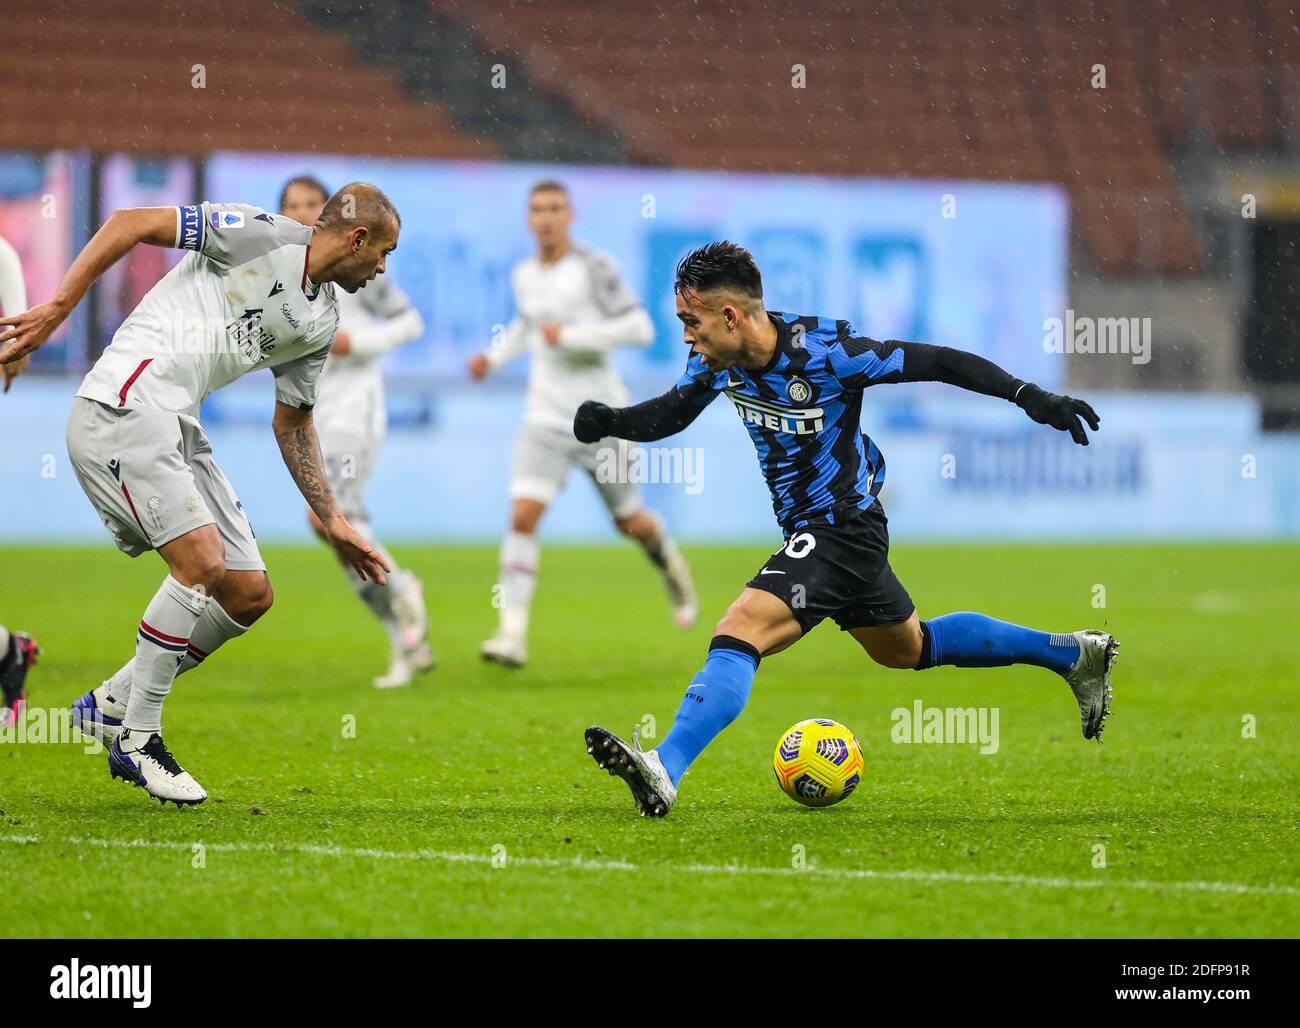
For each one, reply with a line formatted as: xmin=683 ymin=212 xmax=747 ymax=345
xmin=77 ymin=202 xmax=339 ymax=419
xmin=486 ymin=242 xmax=653 ymax=432
xmin=0 ymin=234 xmax=26 ymax=317
xmin=313 ymin=277 xmax=423 ymax=441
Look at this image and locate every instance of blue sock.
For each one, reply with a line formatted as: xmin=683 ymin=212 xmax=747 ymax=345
xmin=655 ymin=636 xmax=759 ymax=787
xmin=917 ymin=612 xmax=1079 ymax=676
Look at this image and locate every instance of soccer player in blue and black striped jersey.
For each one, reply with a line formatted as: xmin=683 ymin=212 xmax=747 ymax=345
xmin=575 ymin=241 xmax=1119 ymax=817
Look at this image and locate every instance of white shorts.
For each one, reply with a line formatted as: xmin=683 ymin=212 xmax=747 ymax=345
xmin=66 ymin=397 xmax=266 ymax=571
xmin=509 ymin=422 xmax=643 ymax=519
xmin=317 ymin=429 xmax=379 ymax=522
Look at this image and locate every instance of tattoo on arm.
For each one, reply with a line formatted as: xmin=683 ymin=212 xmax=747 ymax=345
xmin=274 ymin=416 xmax=338 ymax=522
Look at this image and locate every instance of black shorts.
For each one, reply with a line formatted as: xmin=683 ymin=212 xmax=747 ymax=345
xmin=746 ymin=501 xmax=915 ymax=634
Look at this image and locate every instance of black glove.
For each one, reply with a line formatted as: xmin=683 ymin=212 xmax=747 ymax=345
xmin=1014 ymin=383 xmax=1100 ymax=446
xmin=574 ymin=400 xmax=616 ymax=443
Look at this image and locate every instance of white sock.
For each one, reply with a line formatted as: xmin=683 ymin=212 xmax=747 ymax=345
xmin=99 ymin=596 xmax=249 ymax=713
xmin=123 ymin=576 xmax=209 ymax=735
xmin=179 ymin=597 xmax=248 ymax=673
xmin=345 ymin=519 xmax=408 ymax=648
xmin=498 ymin=530 xmax=538 ymax=639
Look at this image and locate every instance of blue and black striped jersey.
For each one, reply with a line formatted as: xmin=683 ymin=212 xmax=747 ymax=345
xmin=672 ymin=312 xmax=919 ymax=534
xmin=578 ymin=310 xmax=1091 ymax=530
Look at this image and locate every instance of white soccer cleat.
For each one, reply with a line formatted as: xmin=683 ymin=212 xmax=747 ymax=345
xmin=1064 ymin=629 xmax=1119 ymax=741
xmin=108 ymin=729 xmax=207 ymax=806
xmin=373 ymin=643 xmax=436 ymax=690
xmin=584 ymin=725 xmax=677 ymax=817
xmin=480 ymin=633 xmax=527 ymax=669
xmin=664 ymin=549 xmax=698 ymax=630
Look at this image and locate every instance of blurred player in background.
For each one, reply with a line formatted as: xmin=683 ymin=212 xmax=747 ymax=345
xmin=0 ymin=625 xmax=39 ymax=726
xmin=468 ymin=180 xmax=696 ymax=668
xmin=577 ymin=242 xmax=1118 ymax=817
xmin=281 ymin=176 xmax=433 ymax=688
xmin=0 ymin=233 xmax=28 ymax=392
xmin=0 ymin=185 xmax=399 ymax=805
xmin=1 ymin=243 xmax=43 ymax=723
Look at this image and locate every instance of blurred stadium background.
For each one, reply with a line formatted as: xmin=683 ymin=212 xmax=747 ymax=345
xmin=2 ymin=0 xmax=1298 ymax=543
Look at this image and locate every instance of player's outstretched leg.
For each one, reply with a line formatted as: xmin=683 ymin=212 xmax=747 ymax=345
xmin=73 ymin=572 xmax=272 ymax=746
xmin=586 ymin=636 xmax=759 ymax=817
xmin=587 ymin=590 xmax=799 ymax=817
xmin=0 ymin=625 xmax=39 ymax=726
xmin=858 ymin=612 xmax=1118 ymax=741
xmin=482 ymin=500 xmax=543 ymax=669
xmin=614 ymin=509 xmax=698 ymax=630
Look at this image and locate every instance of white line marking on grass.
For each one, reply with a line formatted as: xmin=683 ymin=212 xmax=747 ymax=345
xmin=3 ymin=834 xmax=1297 ymax=899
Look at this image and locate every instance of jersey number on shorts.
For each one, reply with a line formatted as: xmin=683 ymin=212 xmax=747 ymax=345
xmin=784 ymin=532 xmax=817 ymax=558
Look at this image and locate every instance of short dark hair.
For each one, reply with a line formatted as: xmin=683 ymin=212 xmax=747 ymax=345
xmin=278 ymin=175 xmax=330 ymax=212
xmin=317 ymin=181 xmax=401 ymax=233
xmin=674 ymin=241 xmax=763 ymax=301
xmin=530 ymin=179 xmax=569 ymax=198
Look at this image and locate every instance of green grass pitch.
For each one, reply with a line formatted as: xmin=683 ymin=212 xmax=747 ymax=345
xmin=1 ymin=540 xmax=1297 ymax=938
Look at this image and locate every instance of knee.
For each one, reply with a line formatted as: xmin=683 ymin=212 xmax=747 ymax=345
xmin=867 ymin=627 xmax=924 ymax=670
xmin=510 ymin=502 xmax=542 ymax=535
xmin=714 ymin=594 xmax=761 ymax=641
xmin=871 ymin=647 xmax=921 ymax=670
xmin=222 ymin=574 xmax=275 ymax=625
xmin=614 ymin=514 xmax=638 ymax=537
xmin=175 ymin=547 xmax=226 ymax=597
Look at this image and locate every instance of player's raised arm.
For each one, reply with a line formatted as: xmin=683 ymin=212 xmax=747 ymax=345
xmin=271 ymin=400 xmax=391 ymax=584
xmin=550 ymin=306 xmax=653 ymax=353
xmin=833 ymin=333 xmax=1102 ymax=446
xmin=0 ymin=206 xmax=179 ymax=367
xmin=550 ymin=248 xmax=655 ymax=354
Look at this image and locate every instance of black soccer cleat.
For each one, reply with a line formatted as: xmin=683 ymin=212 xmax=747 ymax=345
xmin=1 ymin=631 xmax=39 ymax=726
xmin=584 ymin=725 xmax=677 ymax=817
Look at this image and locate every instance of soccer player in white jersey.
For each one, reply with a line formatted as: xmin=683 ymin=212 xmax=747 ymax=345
xmin=0 ymin=183 xmax=400 ymax=805
xmin=468 ymin=180 xmax=697 ymax=668
xmin=0 ymin=233 xmax=28 ymax=392
xmin=281 ymin=177 xmax=433 ymax=688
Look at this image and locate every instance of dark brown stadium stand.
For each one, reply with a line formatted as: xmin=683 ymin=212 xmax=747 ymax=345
xmin=3 ymin=0 xmax=1292 ymax=276
xmin=0 ymin=0 xmax=495 ymax=159
xmin=453 ymin=0 xmax=1296 ymax=275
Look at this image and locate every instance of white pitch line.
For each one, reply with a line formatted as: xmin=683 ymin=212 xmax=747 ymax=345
xmin=3 ymin=833 xmax=1298 ymax=898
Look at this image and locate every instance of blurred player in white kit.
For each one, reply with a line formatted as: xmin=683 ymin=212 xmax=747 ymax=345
xmin=281 ymin=176 xmax=433 ymax=689
xmin=0 ymin=234 xmax=42 ymax=721
xmin=468 ymin=180 xmax=697 ymax=668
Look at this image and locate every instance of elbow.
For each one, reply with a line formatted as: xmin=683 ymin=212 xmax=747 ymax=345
xmin=403 ymin=309 xmax=425 ymax=343
xmin=272 ymin=402 xmax=311 ymax=436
